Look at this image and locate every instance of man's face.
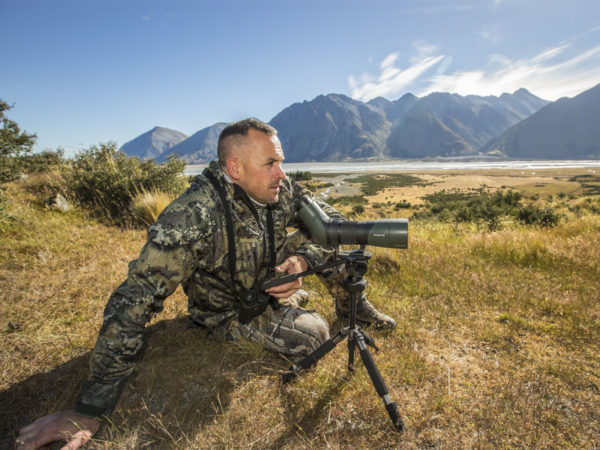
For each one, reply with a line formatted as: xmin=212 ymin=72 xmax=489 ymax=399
xmin=235 ymin=129 xmax=286 ymax=204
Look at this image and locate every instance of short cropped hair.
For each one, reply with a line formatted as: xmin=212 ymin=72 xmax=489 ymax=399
xmin=217 ymin=118 xmax=277 ymax=167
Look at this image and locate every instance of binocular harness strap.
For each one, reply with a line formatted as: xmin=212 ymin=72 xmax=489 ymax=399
xmin=203 ymin=168 xmax=276 ymax=292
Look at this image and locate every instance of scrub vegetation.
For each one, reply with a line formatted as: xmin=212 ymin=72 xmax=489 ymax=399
xmin=1 ymin=162 xmax=599 ymax=448
xmin=4 ymin=145 xmax=188 ymax=227
xmin=346 ymin=173 xmax=427 ymax=195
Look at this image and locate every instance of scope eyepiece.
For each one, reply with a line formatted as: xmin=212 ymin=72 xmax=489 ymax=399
xmin=296 ymin=196 xmax=408 ymax=249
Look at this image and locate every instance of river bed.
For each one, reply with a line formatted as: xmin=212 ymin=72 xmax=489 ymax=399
xmin=185 ymin=160 xmax=600 ymax=176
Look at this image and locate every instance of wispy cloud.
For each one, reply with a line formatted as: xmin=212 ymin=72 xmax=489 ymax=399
xmin=422 ymin=43 xmax=600 ymax=100
xmin=349 ymin=43 xmax=445 ymax=101
xmin=349 ymin=39 xmax=600 ymax=101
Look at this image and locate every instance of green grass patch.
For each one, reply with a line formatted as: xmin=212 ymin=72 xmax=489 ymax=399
xmin=345 ymin=173 xmax=425 ymax=195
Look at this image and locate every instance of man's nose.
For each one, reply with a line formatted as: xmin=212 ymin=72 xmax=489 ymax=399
xmin=275 ymin=165 xmax=286 ymax=180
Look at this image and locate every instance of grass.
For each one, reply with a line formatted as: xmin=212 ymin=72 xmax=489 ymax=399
xmin=2 ymin=170 xmax=600 ymax=448
xmin=130 ymin=189 xmax=175 ymax=227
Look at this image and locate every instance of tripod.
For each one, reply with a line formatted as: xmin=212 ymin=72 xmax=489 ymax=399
xmin=278 ymin=248 xmax=405 ymax=431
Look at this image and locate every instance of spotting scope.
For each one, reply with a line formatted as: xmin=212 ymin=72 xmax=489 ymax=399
xmin=296 ymin=196 xmax=408 ymax=249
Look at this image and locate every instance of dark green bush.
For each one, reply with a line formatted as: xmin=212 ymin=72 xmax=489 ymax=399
xmin=351 ymin=204 xmax=365 ymax=216
xmin=414 ymin=189 xmax=520 ymax=224
xmin=413 ymin=188 xmax=558 ymax=229
xmin=327 ymin=195 xmax=367 ymax=207
xmin=0 ymin=99 xmax=37 ymax=184
xmin=20 ymin=149 xmax=68 ymax=173
xmin=517 ymin=206 xmax=559 ymax=227
xmin=346 ymin=173 xmax=423 ymax=196
xmin=394 ymin=200 xmax=411 ymax=210
xmin=288 ymin=171 xmax=313 ymax=181
xmin=67 ymin=142 xmax=188 ymax=225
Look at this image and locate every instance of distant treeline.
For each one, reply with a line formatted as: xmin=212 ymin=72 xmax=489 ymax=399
xmin=287 ymin=171 xmax=313 ymax=181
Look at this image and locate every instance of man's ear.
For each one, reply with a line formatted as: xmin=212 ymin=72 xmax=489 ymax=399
xmin=226 ymin=158 xmax=242 ymax=182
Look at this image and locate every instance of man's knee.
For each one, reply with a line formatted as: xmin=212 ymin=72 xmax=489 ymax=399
xmin=274 ymin=307 xmax=330 ymax=358
xmin=294 ymin=310 xmax=330 ymax=348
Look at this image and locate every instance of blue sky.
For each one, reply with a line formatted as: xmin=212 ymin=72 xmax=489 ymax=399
xmin=2 ymin=0 xmax=599 ymax=155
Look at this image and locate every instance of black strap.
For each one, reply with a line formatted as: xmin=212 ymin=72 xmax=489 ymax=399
xmin=232 ymin=183 xmax=275 ymax=268
xmin=266 ymin=204 xmax=276 ymax=275
xmin=203 ymin=168 xmax=277 ymax=285
xmin=204 ymin=169 xmax=236 ymax=283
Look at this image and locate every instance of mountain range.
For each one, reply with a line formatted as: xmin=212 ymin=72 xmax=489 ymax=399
xmin=482 ymin=83 xmax=600 ymax=159
xmin=119 ymin=83 xmax=600 ymax=162
xmin=119 ymin=126 xmax=188 ymax=160
xmin=155 ymin=122 xmax=227 ymax=163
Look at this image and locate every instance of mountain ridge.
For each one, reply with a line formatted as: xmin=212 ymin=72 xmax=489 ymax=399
xmin=482 ymin=83 xmax=600 ymax=159
xmin=119 ymin=86 xmax=599 ymax=162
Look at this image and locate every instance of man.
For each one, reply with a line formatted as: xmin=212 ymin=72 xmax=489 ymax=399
xmin=16 ymin=118 xmax=396 ymax=449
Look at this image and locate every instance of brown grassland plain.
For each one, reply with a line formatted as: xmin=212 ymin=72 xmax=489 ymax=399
xmin=1 ymin=168 xmax=599 ymax=449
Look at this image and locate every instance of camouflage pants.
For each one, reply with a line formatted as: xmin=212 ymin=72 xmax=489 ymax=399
xmin=226 ymin=304 xmax=330 ymax=363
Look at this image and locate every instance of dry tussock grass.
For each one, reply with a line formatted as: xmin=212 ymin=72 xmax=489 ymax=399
xmin=1 ymin=172 xmax=599 ymax=448
xmin=130 ymin=189 xmax=175 ymax=227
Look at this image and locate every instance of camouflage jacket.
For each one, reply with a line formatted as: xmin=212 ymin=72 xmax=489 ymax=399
xmin=74 ymin=161 xmax=341 ymax=418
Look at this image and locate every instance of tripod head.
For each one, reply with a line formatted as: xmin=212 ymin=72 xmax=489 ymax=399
xmin=343 ymin=247 xmax=370 ymax=280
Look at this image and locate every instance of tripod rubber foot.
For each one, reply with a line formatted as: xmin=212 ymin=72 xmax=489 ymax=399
xmin=386 ymin=402 xmax=405 ymax=431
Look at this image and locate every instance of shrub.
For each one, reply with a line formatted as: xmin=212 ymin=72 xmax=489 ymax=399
xmin=395 ymin=200 xmax=412 ymax=210
xmin=351 ymin=204 xmax=365 ymax=216
xmin=0 ymin=100 xmax=37 ymax=184
xmin=346 ymin=173 xmax=424 ymax=196
xmin=517 ymin=206 xmax=560 ymax=227
xmin=327 ymin=195 xmax=367 ymax=207
xmin=413 ymin=188 xmax=559 ymax=230
xmin=67 ymin=142 xmax=188 ymax=225
xmin=20 ymin=149 xmax=68 ymax=174
xmin=414 ymin=189 xmax=521 ymax=226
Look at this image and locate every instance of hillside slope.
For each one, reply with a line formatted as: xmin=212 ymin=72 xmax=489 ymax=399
xmin=483 ymin=83 xmax=600 ymax=159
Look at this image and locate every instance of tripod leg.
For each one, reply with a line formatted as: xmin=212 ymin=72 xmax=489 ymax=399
xmin=281 ymin=329 xmax=348 ymax=383
xmin=355 ymin=332 xmax=405 ymax=431
xmin=348 ymin=334 xmax=357 ymax=372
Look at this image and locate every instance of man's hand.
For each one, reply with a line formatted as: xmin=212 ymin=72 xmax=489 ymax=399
xmin=265 ymin=255 xmax=308 ymax=298
xmin=15 ymin=410 xmax=101 ymax=450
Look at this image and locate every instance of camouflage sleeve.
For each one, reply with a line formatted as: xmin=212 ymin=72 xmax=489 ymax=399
xmin=73 ymin=200 xmax=209 ymax=419
xmin=289 ymin=180 xmax=345 ymax=268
